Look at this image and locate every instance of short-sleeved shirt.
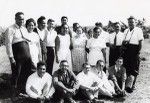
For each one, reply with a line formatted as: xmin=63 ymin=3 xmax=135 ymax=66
xmin=108 ymin=65 xmax=126 ymax=82
xmin=53 ymin=69 xmax=77 ymax=88
xmin=124 ymin=27 xmax=144 ymax=45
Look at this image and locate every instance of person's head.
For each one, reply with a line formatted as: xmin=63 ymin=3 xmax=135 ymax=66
xmin=47 ymin=19 xmax=55 ymax=29
xmin=26 ymin=18 xmax=36 ymax=33
xmin=114 ymin=22 xmax=121 ymax=32
xmin=93 ymin=27 xmax=101 ymax=38
xmin=82 ymin=63 xmax=91 ymax=74
xmin=61 ymin=24 xmax=69 ymax=34
xmin=15 ymin=12 xmax=24 ymax=27
xmin=61 ymin=16 xmax=68 ymax=25
xmin=37 ymin=16 xmax=46 ymax=30
xmin=88 ymin=29 xmax=93 ymax=38
xmin=59 ymin=60 xmax=69 ymax=71
xmin=96 ymin=60 xmax=105 ymax=72
xmin=37 ymin=61 xmax=46 ymax=78
xmin=115 ymin=57 xmax=123 ymax=67
xmin=76 ymin=26 xmax=83 ymax=35
xmin=95 ymin=22 xmax=103 ymax=28
xmin=73 ymin=23 xmax=80 ymax=32
xmin=128 ymin=16 xmax=136 ymax=29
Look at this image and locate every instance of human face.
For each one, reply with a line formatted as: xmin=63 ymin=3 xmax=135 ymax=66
xmin=15 ymin=14 xmax=24 ymax=27
xmin=37 ymin=65 xmax=46 ymax=78
xmin=83 ymin=64 xmax=91 ymax=74
xmin=115 ymin=23 xmax=121 ymax=31
xmin=76 ymin=27 xmax=83 ymax=34
xmin=47 ymin=21 xmax=54 ymax=29
xmin=116 ymin=59 xmax=123 ymax=67
xmin=61 ymin=25 xmax=69 ymax=34
xmin=61 ymin=18 xmax=68 ymax=25
xmin=60 ymin=62 xmax=69 ymax=71
xmin=39 ymin=19 xmax=46 ymax=30
xmin=27 ymin=22 xmax=35 ymax=33
xmin=128 ymin=19 xmax=136 ymax=29
xmin=93 ymin=29 xmax=101 ymax=38
xmin=97 ymin=61 xmax=105 ymax=71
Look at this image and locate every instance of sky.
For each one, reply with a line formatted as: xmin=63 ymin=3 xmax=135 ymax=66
xmin=0 ymin=0 xmax=150 ymax=27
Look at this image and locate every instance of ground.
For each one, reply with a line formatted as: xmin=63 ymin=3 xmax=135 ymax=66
xmin=0 ymin=39 xmax=150 ymax=103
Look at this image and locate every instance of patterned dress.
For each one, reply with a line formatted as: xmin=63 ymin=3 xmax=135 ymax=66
xmin=72 ymin=33 xmax=87 ymax=73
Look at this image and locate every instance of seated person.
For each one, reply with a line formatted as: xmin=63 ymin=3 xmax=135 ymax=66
xmin=53 ymin=60 xmax=79 ymax=103
xmin=95 ymin=60 xmax=116 ymax=98
xmin=77 ymin=63 xmax=100 ymax=102
xmin=108 ymin=57 xmax=127 ymax=97
xmin=26 ymin=61 xmax=55 ymax=103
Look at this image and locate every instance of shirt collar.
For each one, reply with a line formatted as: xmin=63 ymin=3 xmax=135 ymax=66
xmin=14 ymin=24 xmax=24 ymax=29
xmin=115 ymin=65 xmax=120 ymax=71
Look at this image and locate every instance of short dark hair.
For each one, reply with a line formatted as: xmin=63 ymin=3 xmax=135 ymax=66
xmin=37 ymin=16 xmax=46 ymax=24
xmin=37 ymin=61 xmax=46 ymax=69
xmin=95 ymin=22 xmax=103 ymax=27
xmin=61 ymin=16 xmax=68 ymax=21
xmin=25 ymin=18 xmax=36 ymax=28
xmin=96 ymin=60 xmax=104 ymax=66
xmin=15 ymin=12 xmax=24 ymax=18
xmin=93 ymin=27 xmax=101 ymax=33
xmin=47 ymin=19 xmax=55 ymax=23
xmin=60 ymin=60 xmax=68 ymax=64
xmin=82 ymin=62 xmax=90 ymax=68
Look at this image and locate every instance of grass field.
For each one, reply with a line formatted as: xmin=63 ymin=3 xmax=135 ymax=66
xmin=0 ymin=39 xmax=150 ymax=103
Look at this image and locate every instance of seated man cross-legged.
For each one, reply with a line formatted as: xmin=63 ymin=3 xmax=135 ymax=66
xmin=26 ymin=61 xmax=55 ymax=103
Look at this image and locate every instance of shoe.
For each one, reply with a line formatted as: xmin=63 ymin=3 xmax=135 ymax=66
xmin=125 ymin=87 xmax=133 ymax=93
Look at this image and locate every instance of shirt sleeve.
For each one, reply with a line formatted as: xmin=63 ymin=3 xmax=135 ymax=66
xmin=5 ymin=28 xmax=14 ymax=58
xmin=26 ymin=76 xmax=39 ymax=99
xmin=137 ymin=28 xmax=144 ymax=41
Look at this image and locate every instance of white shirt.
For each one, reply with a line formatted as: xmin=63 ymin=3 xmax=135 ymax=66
xmin=26 ymin=72 xmax=55 ymax=99
xmin=46 ymin=29 xmax=57 ymax=47
xmin=77 ymin=71 xmax=98 ymax=88
xmin=109 ymin=31 xmax=125 ymax=46
xmin=37 ymin=28 xmax=47 ymax=41
xmin=98 ymin=31 xmax=109 ymax=48
xmin=124 ymin=27 xmax=144 ymax=45
xmin=5 ymin=24 xmax=28 ymax=58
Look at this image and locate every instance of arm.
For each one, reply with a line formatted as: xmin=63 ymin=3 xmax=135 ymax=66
xmin=37 ymin=39 xmax=42 ymax=61
xmin=5 ymin=28 xmax=15 ymax=64
xmin=101 ymin=48 xmax=107 ymax=64
xmin=55 ymin=36 xmax=60 ymax=63
xmin=121 ymin=67 xmax=127 ymax=91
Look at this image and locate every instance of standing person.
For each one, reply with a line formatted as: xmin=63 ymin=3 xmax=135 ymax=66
xmin=72 ymin=26 xmax=87 ymax=74
xmin=25 ymin=18 xmax=42 ymax=69
xmin=123 ymin=16 xmax=144 ymax=93
xmin=46 ymin=19 xmax=57 ymax=75
xmin=55 ymin=16 xmax=72 ymax=37
xmin=5 ymin=12 xmax=32 ymax=93
xmin=107 ymin=22 xmax=125 ymax=66
xmin=53 ymin=60 xmax=79 ymax=103
xmin=36 ymin=16 xmax=48 ymax=63
xmin=86 ymin=27 xmax=106 ymax=67
xmin=72 ymin=23 xmax=80 ymax=33
xmin=108 ymin=57 xmax=126 ymax=97
xmin=26 ymin=61 xmax=55 ymax=103
xmin=53 ymin=24 xmax=72 ymax=73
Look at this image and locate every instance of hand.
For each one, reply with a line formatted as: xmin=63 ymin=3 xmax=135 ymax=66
xmin=67 ymin=89 xmax=76 ymax=95
xmin=9 ymin=57 xmax=16 ymax=65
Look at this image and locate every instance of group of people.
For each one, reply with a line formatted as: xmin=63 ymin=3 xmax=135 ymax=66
xmin=4 ymin=11 xmax=144 ymax=103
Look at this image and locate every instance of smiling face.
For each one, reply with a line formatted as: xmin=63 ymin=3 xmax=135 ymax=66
xmin=76 ymin=27 xmax=83 ymax=34
xmin=60 ymin=61 xmax=69 ymax=71
xmin=47 ymin=21 xmax=54 ymax=29
xmin=61 ymin=24 xmax=69 ymax=34
xmin=27 ymin=22 xmax=35 ymax=33
xmin=116 ymin=58 xmax=123 ymax=67
xmin=96 ymin=60 xmax=105 ymax=72
xmin=128 ymin=18 xmax=136 ymax=29
xmin=61 ymin=17 xmax=68 ymax=25
xmin=37 ymin=65 xmax=46 ymax=78
xmin=93 ymin=28 xmax=101 ymax=38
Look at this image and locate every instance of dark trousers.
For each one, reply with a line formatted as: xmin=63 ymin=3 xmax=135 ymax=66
xmin=109 ymin=46 xmax=121 ymax=67
xmin=46 ymin=47 xmax=55 ymax=75
xmin=12 ymin=41 xmax=32 ymax=93
xmin=123 ymin=44 xmax=140 ymax=76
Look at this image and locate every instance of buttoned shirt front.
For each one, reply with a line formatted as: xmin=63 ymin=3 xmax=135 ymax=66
xmin=26 ymin=72 xmax=55 ymax=99
xmin=5 ymin=24 xmax=28 ymax=58
xmin=124 ymin=27 xmax=144 ymax=45
xmin=46 ymin=29 xmax=57 ymax=47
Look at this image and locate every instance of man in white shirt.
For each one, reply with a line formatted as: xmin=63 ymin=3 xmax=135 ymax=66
xmin=36 ymin=16 xmax=48 ymax=63
xmin=77 ymin=63 xmax=100 ymax=102
xmin=26 ymin=61 xmax=55 ymax=103
xmin=123 ymin=16 xmax=144 ymax=93
xmin=106 ymin=22 xmax=125 ymax=66
xmin=5 ymin=12 xmax=33 ymax=93
xmin=46 ymin=19 xmax=57 ymax=75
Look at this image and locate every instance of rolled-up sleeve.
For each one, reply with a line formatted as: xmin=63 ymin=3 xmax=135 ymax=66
xmin=5 ymin=28 xmax=14 ymax=58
